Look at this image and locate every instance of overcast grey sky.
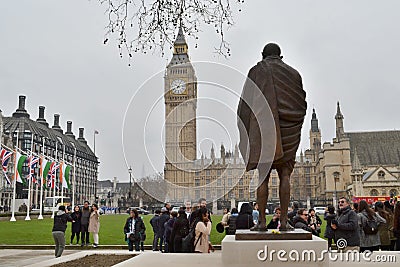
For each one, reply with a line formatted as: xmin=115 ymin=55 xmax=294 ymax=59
xmin=1 ymin=1 xmax=400 ymax=183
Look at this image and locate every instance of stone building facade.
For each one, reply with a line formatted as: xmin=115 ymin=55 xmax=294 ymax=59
xmin=296 ymin=103 xmax=400 ymax=205
xmin=0 ymin=95 xmax=99 ymax=208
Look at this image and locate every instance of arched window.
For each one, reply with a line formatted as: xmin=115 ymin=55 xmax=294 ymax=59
xmin=389 ymin=189 xmax=398 ymax=197
xmin=370 ymin=189 xmax=379 ymax=196
xmin=378 ymin=170 xmax=385 ymax=179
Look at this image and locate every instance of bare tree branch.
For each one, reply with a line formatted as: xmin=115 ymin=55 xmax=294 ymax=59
xmin=100 ymin=0 xmax=244 ymax=63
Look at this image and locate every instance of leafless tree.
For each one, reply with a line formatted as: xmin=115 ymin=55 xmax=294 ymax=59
xmin=100 ymin=0 xmax=244 ymax=63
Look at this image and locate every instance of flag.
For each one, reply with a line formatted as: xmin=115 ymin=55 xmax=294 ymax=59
xmin=27 ymin=155 xmax=39 ymax=184
xmin=49 ymin=162 xmax=60 ymax=189
xmin=94 ymin=130 xmax=99 ymax=134
xmin=59 ymin=161 xmax=71 ymax=189
xmin=15 ymin=151 xmax=27 ymax=185
xmin=41 ymin=159 xmax=53 ymax=189
xmin=0 ymin=147 xmax=13 ymax=184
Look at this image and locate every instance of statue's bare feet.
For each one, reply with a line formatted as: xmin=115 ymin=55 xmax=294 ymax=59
xmin=250 ymin=223 xmax=267 ymax=231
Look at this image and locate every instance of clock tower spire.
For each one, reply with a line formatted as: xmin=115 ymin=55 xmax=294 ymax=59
xmin=164 ymin=27 xmax=197 ymax=195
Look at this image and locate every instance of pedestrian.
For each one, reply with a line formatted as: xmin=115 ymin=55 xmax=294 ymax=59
xmin=185 ymin=201 xmax=192 ymax=218
xmin=331 ymin=197 xmax=360 ymax=252
xmin=288 ymin=201 xmax=299 ymax=225
xmin=358 ymin=200 xmax=386 ymax=252
xmin=383 ymin=200 xmax=397 ymax=250
xmin=150 ymin=209 xmax=161 ymax=251
xmin=80 ymin=201 xmax=90 ymax=246
xmin=52 ymin=205 xmax=72 ymax=258
xmin=252 ymin=203 xmax=259 ymax=225
xmin=324 ymin=205 xmax=336 ymax=250
xmin=393 ymin=201 xmax=400 ymax=251
xmin=307 ymin=208 xmax=322 ymax=236
xmin=194 ymin=207 xmax=212 ymax=253
xmin=236 ymin=203 xmax=255 ymax=230
xmin=293 ymin=209 xmax=317 ymax=235
xmin=164 ymin=211 xmax=178 ymax=252
xmin=70 ymin=205 xmax=81 ymax=245
xmin=158 ymin=207 xmax=170 ymax=252
xmin=226 ymin=208 xmax=239 ymax=235
xmin=220 ymin=208 xmax=231 ymax=231
xmin=171 ymin=209 xmax=189 ymax=253
xmin=267 ymin=207 xmax=281 ymax=229
xmin=124 ymin=208 xmax=146 ymax=252
xmin=374 ymin=201 xmax=392 ymax=250
xmin=88 ymin=203 xmax=100 ymax=248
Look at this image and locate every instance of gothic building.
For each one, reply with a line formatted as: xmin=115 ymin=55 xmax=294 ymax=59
xmin=297 ymin=102 xmax=400 ymax=205
xmin=0 ymin=95 xmax=99 ymax=208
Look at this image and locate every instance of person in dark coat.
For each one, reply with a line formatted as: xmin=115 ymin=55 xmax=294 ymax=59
xmin=331 ymin=197 xmax=360 ymax=252
xmin=237 ymin=43 xmax=307 ymax=230
xmin=293 ymin=208 xmax=317 ymax=235
xmin=307 ymin=208 xmax=322 ymax=236
xmin=70 ymin=205 xmax=81 ymax=245
xmin=324 ymin=205 xmax=336 ymax=250
xmin=267 ymin=207 xmax=281 ymax=229
xmin=158 ymin=207 xmax=170 ymax=252
xmin=80 ymin=201 xmax=91 ymax=246
xmin=52 ymin=205 xmax=72 ymax=258
xmin=171 ymin=209 xmax=189 ymax=253
xmin=164 ymin=211 xmax=178 ymax=252
xmin=150 ymin=209 xmax=161 ymax=251
xmin=236 ymin=203 xmax=255 ymax=230
xmin=226 ymin=208 xmax=239 ymax=235
xmin=124 ymin=208 xmax=146 ymax=251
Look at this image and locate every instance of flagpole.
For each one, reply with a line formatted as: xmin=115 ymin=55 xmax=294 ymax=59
xmin=61 ymin=144 xmax=65 ymax=206
xmin=51 ymin=141 xmax=57 ymax=219
xmin=71 ymin=142 xmax=76 ymax=208
xmin=10 ymin=130 xmax=19 ymax=222
xmin=25 ymin=134 xmax=34 ymax=221
xmin=38 ymin=137 xmax=45 ymax=220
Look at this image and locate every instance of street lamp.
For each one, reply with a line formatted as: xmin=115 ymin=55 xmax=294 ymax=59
xmin=333 ymin=172 xmax=339 ymax=207
xmin=128 ymin=166 xmax=132 ymax=205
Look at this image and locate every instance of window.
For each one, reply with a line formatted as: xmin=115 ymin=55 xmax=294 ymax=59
xmin=272 ymin=188 xmax=278 ymax=198
xmin=228 ymin=178 xmax=232 ymax=187
xmin=271 ymin=177 xmax=277 ymax=185
xmin=389 ymin=189 xmax=398 ymax=197
xmin=217 ymin=179 xmax=221 ymax=186
xmin=239 ymin=189 xmax=244 ymax=199
xmin=195 ymin=179 xmax=200 ymax=186
xmin=378 ymin=171 xmax=385 ymax=179
xmin=370 ymin=189 xmax=379 ymax=196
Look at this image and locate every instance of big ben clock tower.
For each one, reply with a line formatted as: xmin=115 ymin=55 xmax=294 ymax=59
xmin=164 ymin=27 xmax=197 ymax=198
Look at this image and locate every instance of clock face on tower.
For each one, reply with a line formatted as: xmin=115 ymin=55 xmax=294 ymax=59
xmin=171 ymin=79 xmax=186 ymax=94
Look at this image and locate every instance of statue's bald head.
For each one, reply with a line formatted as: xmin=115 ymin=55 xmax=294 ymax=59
xmin=262 ymin=43 xmax=281 ymax=59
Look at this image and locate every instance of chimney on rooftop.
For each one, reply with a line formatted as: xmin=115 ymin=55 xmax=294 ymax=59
xmin=65 ymin=121 xmax=75 ymax=138
xmin=12 ymin=95 xmax=30 ymax=118
xmin=78 ymin=127 xmax=87 ymax=144
xmin=52 ymin=114 xmax=63 ymax=133
xmin=36 ymin=106 xmax=49 ymax=127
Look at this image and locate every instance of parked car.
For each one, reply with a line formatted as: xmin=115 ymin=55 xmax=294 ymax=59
xmin=130 ymin=207 xmax=150 ymax=215
xmin=313 ymin=206 xmax=326 ymax=215
xmin=171 ymin=207 xmax=180 ymax=213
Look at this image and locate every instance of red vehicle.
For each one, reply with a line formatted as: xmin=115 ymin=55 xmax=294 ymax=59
xmin=352 ymin=196 xmax=397 ymax=204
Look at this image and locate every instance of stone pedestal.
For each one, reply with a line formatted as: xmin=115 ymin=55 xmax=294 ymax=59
xmin=222 ymin=230 xmax=328 ymax=267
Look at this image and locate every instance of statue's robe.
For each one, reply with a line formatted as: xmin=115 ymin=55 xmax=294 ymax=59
xmin=237 ymin=56 xmax=307 ymax=172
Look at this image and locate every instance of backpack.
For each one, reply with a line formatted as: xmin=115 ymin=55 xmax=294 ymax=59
xmin=181 ymin=220 xmax=202 ymax=252
xmin=362 ymin=214 xmax=378 ymax=235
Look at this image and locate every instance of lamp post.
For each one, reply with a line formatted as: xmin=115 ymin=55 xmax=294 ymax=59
xmin=128 ymin=166 xmax=132 ymax=205
xmin=333 ymin=172 xmax=339 ymax=208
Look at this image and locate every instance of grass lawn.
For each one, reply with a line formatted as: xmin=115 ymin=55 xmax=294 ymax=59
xmin=0 ymin=214 xmax=327 ymax=245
